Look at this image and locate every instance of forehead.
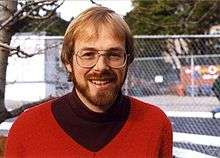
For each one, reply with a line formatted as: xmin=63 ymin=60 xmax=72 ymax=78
xmin=75 ymin=25 xmax=125 ymax=49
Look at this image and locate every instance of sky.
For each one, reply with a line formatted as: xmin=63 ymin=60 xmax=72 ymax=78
xmin=57 ymin=0 xmax=133 ymax=21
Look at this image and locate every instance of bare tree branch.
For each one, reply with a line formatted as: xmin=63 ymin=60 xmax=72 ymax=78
xmin=0 ymin=0 xmax=64 ymax=30
xmin=24 ymin=0 xmax=64 ymax=20
xmin=187 ymin=2 xmax=218 ymax=25
xmin=185 ymin=1 xmax=199 ymax=23
xmin=197 ymin=2 xmax=218 ymax=24
xmin=90 ymin=0 xmax=102 ymax=6
xmin=0 ymin=3 xmax=14 ymax=16
xmin=0 ymin=1 xmax=43 ymax=29
xmin=0 ymin=41 xmax=63 ymax=58
xmin=0 ymin=42 xmax=35 ymax=57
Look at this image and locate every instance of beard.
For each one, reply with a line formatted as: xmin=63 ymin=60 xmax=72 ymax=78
xmin=71 ymin=69 xmax=125 ymax=107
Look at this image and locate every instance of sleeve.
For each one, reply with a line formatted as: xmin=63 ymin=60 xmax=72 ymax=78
xmin=4 ymin=116 xmax=26 ymax=158
xmin=159 ymin=117 xmax=173 ymax=158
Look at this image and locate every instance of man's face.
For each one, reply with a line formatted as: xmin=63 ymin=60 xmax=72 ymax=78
xmin=66 ymin=27 xmax=128 ymax=107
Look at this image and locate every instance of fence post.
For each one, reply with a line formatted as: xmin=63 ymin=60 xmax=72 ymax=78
xmin=190 ymin=54 xmax=195 ymax=97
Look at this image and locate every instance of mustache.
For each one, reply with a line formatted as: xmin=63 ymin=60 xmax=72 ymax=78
xmin=86 ymin=70 xmax=117 ymax=80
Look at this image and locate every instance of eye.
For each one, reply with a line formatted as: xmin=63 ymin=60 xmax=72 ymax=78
xmin=106 ymin=51 xmax=124 ymax=60
xmin=79 ymin=51 xmax=97 ymax=59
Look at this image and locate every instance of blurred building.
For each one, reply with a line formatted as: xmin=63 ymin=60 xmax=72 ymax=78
xmin=5 ymin=32 xmax=71 ymax=102
xmin=209 ymin=24 xmax=220 ymax=35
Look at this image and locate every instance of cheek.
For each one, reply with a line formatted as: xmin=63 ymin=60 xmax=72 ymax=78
xmin=72 ymin=63 xmax=88 ymax=81
xmin=74 ymin=69 xmax=86 ymax=80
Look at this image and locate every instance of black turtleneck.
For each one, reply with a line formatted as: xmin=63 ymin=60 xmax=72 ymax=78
xmin=51 ymin=89 xmax=130 ymax=152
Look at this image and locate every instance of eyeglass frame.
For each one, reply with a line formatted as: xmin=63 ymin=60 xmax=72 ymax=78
xmin=74 ymin=48 xmax=130 ymax=69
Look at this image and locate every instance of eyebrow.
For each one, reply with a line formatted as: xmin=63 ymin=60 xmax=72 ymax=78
xmin=80 ymin=47 xmax=125 ymax=51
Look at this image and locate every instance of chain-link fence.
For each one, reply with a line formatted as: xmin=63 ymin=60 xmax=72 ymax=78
xmin=124 ymin=35 xmax=220 ymax=111
xmin=124 ymin=35 xmax=220 ymax=158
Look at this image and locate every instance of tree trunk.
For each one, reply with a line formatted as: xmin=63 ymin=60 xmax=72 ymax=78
xmin=0 ymin=0 xmax=17 ymax=122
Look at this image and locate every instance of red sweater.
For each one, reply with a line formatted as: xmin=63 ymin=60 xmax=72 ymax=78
xmin=5 ymin=97 xmax=172 ymax=158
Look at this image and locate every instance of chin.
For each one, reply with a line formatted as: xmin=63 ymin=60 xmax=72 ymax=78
xmin=88 ymin=89 xmax=118 ymax=106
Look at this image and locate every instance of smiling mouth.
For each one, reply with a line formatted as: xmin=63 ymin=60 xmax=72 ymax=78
xmin=90 ymin=80 xmax=112 ymax=85
xmin=88 ymin=77 xmax=115 ymax=86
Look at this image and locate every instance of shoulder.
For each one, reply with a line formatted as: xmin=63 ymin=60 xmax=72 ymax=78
xmin=22 ymin=99 xmax=53 ymax=118
xmin=129 ymin=96 xmax=166 ymax=114
xmin=10 ymin=99 xmax=54 ymax=130
xmin=128 ymin=96 xmax=170 ymax=125
xmin=6 ymin=99 xmax=58 ymax=153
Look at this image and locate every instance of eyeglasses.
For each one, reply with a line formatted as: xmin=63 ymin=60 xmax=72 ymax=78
xmin=75 ymin=49 xmax=129 ymax=68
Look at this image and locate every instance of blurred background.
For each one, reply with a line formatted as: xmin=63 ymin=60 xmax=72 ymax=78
xmin=0 ymin=0 xmax=220 ymax=157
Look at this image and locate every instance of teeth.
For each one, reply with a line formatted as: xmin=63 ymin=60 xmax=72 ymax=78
xmin=91 ymin=80 xmax=111 ymax=85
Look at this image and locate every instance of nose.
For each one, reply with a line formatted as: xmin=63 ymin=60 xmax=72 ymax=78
xmin=93 ymin=55 xmax=110 ymax=71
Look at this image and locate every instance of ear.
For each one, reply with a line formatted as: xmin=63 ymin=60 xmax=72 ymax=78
xmin=65 ymin=64 xmax=72 ymax=73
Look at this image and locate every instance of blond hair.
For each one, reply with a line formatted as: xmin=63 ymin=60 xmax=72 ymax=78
xmin=61 ymin=6 xmax=134 ymax=66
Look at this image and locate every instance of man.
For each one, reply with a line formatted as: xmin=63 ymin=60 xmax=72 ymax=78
xmin=5 ymin=6 xmax=173 ymax=158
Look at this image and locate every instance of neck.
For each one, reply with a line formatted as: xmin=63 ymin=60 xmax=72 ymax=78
xmin=75 ymin=88 xmax=115 ymax=113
